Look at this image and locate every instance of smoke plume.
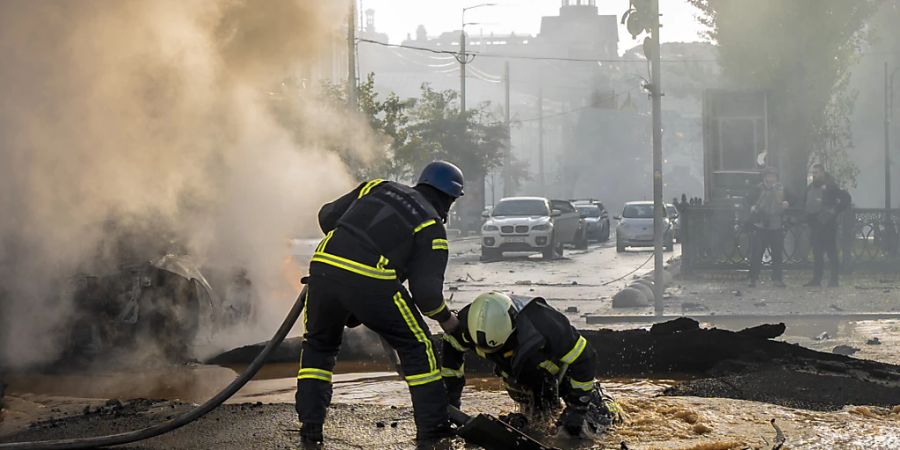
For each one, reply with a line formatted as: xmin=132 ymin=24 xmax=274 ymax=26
xmin=0 ymin=0 xmax=370 ymax=368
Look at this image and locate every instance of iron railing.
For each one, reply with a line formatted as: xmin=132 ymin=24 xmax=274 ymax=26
xmin=681 ymin=207 xmax=900 ymax=272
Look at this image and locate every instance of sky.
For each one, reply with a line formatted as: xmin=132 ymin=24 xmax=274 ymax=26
xmin=359 ymin=0 xmax=710 ymax=54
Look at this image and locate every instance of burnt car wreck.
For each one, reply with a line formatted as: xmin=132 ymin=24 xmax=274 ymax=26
xmin=63 ymin=254 xmax=255 ymax=364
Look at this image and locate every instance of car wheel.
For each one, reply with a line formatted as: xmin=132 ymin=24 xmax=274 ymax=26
xmin=543 ymin=234 xmax=561 ymax=260
xmin=601 ymin=221 xmax=611 ymax=242
xmin=575 ymin=230 xmax=589 ymax=250
xmin=481 ymin=246 xmax=502 ymax=261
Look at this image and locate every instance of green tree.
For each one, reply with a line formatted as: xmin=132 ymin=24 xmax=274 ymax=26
xmin=407 ymin=84 xmax=509 ymax=227
xmin=319 ymin=74 xmax=418 ymax=182
xmin=688 ymin=0 xmax=877 ymax=191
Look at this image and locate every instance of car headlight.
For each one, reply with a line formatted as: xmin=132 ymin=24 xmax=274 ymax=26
xmin=483 ymin=224 xmax=499 ymax=232
xmin=532 ymin=223 xmax=551 ymax=231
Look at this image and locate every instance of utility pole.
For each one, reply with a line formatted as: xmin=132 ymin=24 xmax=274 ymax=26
xmin=347 ymin=0 xmax=357 ymax=109
xmin=538 ymin=85 xmax=545 ymax=193
xmin=502 ymin=61 xmax=512 ymax=197
xmin=886 ymin=62 xmax=895 ymax=213
xmin=459 ymin=29 xmax=466 ymax=114
xmin=649 ymin=0 xmax=664 ymax=316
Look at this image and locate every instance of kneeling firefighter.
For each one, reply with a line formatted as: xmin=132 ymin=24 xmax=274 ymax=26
xmin=295 ymin=162 xmax=464 ymax=446
xmin=441 ymin=292 xmax=622 ymax=438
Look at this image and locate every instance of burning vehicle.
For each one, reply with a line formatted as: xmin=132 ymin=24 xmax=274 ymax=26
xmin=63 ymin=254 xmax=256 ymax=364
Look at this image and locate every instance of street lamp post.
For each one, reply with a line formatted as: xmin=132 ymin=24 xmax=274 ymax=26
xmin=885 ymin=62 xmax=899 ymax=213
xmin=460 ymin=3 xmax=495 ymax=114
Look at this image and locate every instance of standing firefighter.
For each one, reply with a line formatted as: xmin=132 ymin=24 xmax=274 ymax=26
xmin=441 ymin=292 xmax=621 ymax=439
xmin=804 ymin=163 xmax=851 ymax=287
xmin=747 ymin=167 xmax=789 ymax=288
xmin=295 ymin=161 xmax=464 ymax=447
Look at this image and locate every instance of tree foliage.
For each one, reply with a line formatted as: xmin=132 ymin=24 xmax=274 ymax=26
xmin=688 ymin=0 xmax=877 ymax=191
xmin=322 ymin=75 xmax=514 ymax=225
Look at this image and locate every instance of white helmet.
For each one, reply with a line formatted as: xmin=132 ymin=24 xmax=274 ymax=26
xmin=468 ymin=292 xmax=516 ymax=352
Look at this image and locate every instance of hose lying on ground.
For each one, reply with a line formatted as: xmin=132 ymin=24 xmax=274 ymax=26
xmin=0 ymin=286 xmax=307 ymax=450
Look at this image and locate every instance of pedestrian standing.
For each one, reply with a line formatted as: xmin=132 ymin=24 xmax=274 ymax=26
xmin=748 ymin=167 xmax=788 ymax=287
xmin=804 ymin=163 xmax=851 ymax=287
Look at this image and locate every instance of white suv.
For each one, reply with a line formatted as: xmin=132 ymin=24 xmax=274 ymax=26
xmin=481 ymin=197 xmax=582 ymax=260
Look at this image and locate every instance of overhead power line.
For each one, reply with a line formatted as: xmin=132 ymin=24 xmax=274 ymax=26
xmin=357 ymin=38 xmax=718 ymax=64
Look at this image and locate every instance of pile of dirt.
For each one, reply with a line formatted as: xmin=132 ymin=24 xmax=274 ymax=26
xmin=664 ymin=366 xmax=900 ymax=410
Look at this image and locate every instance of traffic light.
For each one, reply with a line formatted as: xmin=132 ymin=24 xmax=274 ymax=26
xmin=621 ymin=0 xmax=654 ymax=39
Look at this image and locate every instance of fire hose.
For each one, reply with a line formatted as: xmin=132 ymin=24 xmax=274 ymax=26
xmin=0 ymin=286 xmax=308 ymax=450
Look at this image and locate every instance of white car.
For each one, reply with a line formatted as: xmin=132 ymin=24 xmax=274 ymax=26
xmin=481 ymin=197 xmax=582 ymax=260
xmin=615 ymin=201 xmax=674 ymax=253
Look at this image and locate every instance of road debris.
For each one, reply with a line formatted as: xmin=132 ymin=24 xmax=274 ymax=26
xmin=832 ymin=344 xmax=859 ymax=356
xmin=770 ymin=418 xmax=785 ymax=449
xmin=866 ymin=337 xmax=882 ymax=345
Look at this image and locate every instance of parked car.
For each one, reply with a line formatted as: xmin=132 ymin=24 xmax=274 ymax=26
xmin=665 ymin=203 xmax=681 ymax=243
xmin=615 ymin=201 xmax=674 ymax=253
xmin=572 ymin=200 xmax=611 ymax=242
xmin=481 ymin=197 xmax=585 ymax=260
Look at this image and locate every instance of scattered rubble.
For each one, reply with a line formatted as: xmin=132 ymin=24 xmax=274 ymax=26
xmin=612 ymin=287 xmax=649 ymax=308
xmin=832 ymin=345 xmax=859 ymax=356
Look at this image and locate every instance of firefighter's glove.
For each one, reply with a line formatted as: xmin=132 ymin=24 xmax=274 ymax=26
xmin=557 ymin=405 xmax=587 ymax=438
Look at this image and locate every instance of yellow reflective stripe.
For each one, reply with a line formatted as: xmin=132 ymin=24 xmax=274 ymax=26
xmin=443 ymin=334 xmax=467 ymax=352
xmin=311 ymin=252 xmax=397 ymax=280
xmin=392 ymin=292 xmax=437 ymax=372
xmin=358 ymin=179 xmax=384 ymax=198
xmin=441 ymin=367 xmax=466 ymax=378
xmin=413 ymin=219 xmax=437 ymax=233
xmin=570 ymin=378 xmax=594 ymax=391
xmin=432 ymin=238 xmax=449 ymax=250
xmin=560 ymin=336 xmax=587 ymax=365
xmin=423 ymin=302 xmax=447 ymax=318
xmin=376 ymin=255 xmax=390 ymax=270
xmin=539 ymin=360 xmax=560 ymax=375
xmin=316 ymin=230 xmax=335 ymax=253
xmin=406 ymin=369 xmax=441 ymax=386
xmin=297 ymin=368 xmax=333 ymax=382
xmin=502 ymin=350 xmax=514 ymax=358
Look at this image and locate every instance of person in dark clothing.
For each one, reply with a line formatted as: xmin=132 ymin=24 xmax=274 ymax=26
xmin=747 ymin=167 xmax=789 ymax=288
xmin=441 ymin=292 xmax=621 ymax=439
xmin=803 ymin=164 xmax=851 ymax=287
xmin=295 ymin=161 xmax=464 ymax=447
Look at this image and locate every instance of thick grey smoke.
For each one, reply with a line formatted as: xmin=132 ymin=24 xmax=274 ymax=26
xmin=0 ymin=0 xmax=372 ymax=367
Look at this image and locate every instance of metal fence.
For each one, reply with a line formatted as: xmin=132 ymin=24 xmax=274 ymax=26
xmin=681 ymin=207 xmax=900 ymax=272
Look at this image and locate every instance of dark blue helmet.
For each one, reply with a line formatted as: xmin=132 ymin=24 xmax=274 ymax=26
xmin=417 ymin=161 xmax=464 ymax=198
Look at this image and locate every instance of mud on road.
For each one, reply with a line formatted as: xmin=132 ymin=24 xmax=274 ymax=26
xmin=2 ymin=378 xmax=899 ymax=449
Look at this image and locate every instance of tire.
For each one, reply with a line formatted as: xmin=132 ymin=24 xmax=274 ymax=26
xmin=543 ymin=235 xmax=562 ymax=260
xmin=481 ymin=246 xmax=502 ymax=261
xmin=601 ymin=221 xmax=611 ymax=242
xmin=575 ymin=230 xmax=589 ymax=250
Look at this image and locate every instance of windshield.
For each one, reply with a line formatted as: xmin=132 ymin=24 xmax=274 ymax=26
xmin=623 ymin=204 xmax=654 ymax=218
xmin=492 ymin=199 xmax=549 ymax=217
xmin=576 ymin=206 xmax=601 ymax=218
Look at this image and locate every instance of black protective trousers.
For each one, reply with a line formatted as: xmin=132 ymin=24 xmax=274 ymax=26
xmin=295 ymin=275 xmax=448 ymax=437
xmin=809 ymin=220 xmax=839 ymax=283
xmin=749 ymin=227 xmax=784 ymax=282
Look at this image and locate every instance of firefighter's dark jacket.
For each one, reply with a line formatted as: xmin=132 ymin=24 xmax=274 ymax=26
xmin=312 ymin=179 xmax=451 ymax=323
xmin=441 ymin=296 xmax=595 ymax=406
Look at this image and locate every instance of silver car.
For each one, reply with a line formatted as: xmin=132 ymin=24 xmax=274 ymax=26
xmin=615 ymin=201 xmax=674 ymax=252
